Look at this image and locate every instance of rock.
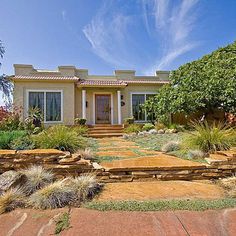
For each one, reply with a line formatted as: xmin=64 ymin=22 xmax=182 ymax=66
xmin=0 ymin=171 xmax=26 ymax=194
xmin=157 ymin=129 xmax=165 ymax=134
xmin=123 ymin=134 xmax=130 ymax=139
xmin=148 ymin=129 xmax=158 ymax=134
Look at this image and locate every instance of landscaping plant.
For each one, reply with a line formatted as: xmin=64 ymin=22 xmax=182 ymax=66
xmin=20 ymin=166 xmax=54 ymax=195
xmin=9 ymin=135 xmax=35 ymax=150
xmin=161 ymin=141 xmax=180 ymax=153
xmin=124 ymin=124 xmax=141 ymax=134
xmin=185 ymin=121 xmax=236 ymax=153
xmin=74 ymin=125 xmax=89 ymax=136
xmin=0 ymin=188 xmax=25 ymax=214
xmin=77 ymin=149 xmax=94 ymax=160
xmin=33 ymin=125 xmax=87 ymax=153
xmin=187 ymin=149 xmax=206 ymax=159
xmin=142 ymin=123 xmax=155 ymax=131
xmin=0 ymin=130 xmax=27 ymax=149
xmin=74 ymin=118 xmax=87 ymax=125
xmin=124 ymin=117 xmax=135 ymax=125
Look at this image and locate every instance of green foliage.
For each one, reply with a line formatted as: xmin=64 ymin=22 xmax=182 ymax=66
xmin=55 ymin=212 xmax=70 ymax=235
xmin=124 ymin=124 xmax=141 ymax=134
xmin=142 ymin=123 xmax=155 ymax=131
xmin=10 ymin=135 xmax=35 ymax=150
xmin=85 ymin=199 xmax=236 ymax=211
xmin=155 ymin=122 xmax=166 ymax=130
xmin=33 ymin=125 xmax=87 ymax=153
xmin=144 ymin=41 xmax=236 ymax=120
xmin=184 ymin=121 xmax=236 ymax=153
xmin=73 ymin=125 xmax=88 ymax=136
xmin=0 ymin=131 xmax=27 ymax=149
xmin=27 ymin=107 xmax=43 ymax=128
xmin=74 ymin=118 xmax=86 ymax=125
xmin=187 ymin=149 xmax=206 ymax=159
xmin=124 ymin=117 xmax=135 ymax=125
xmin=0 ymin=112 xmax=23 ymax=131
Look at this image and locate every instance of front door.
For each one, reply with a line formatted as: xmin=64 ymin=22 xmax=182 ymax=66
xmin=95 ymin=94 xmax=111 ymax=124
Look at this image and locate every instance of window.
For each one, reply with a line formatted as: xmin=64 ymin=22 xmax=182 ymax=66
xmin=131 ymin=93 xmax=156 ymax=122
xmin=28 ymin=91 xmax=62 ymax=122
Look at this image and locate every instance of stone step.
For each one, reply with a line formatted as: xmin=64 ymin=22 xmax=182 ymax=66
xmin=88 ymin=133 xmax=124 ymax=138
xmin=88 ymin=130 xmax=124 ymax=134
xmin=88 ymin=124 xmax=124 ymax=128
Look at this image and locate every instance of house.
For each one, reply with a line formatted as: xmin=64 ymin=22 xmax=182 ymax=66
xmin=12 ymin=64 xmax=169 ymax=126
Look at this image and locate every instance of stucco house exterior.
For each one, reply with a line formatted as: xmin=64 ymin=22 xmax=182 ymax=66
xmin=12 ymin=64 xmax=169 ymax=125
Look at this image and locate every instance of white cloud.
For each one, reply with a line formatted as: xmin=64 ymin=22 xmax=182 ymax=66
xmin=143 ymin=0 xmax=199 ymax=74
xmin=83 ymin=3 xmax=131 ymax=67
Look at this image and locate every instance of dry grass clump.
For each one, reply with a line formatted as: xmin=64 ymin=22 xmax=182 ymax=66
xmin=219 ymin=176 xmax=236 ymax=190
xmin=20 ymin=166 xmax=54 ymax=195
xmin=70 ymin=174 xmax=101 ymax=201
xmin=77 ymin=149 xmax=95 ymax=160
xmin=161 ymin=141 xmax=180 ymax=153
xmin=187 ymin=149 xmax=206 ymax=159
xmin=228 ymin=188 xmax=236 ymax=198
xmin=28 ymin=180 xmax=77 ymax=209
xmin=0 ymin=188 xmax=25 ymax=214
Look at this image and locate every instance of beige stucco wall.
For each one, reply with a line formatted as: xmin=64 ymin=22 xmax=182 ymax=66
xmin=13 ymin=81 xmax=75 ymax=125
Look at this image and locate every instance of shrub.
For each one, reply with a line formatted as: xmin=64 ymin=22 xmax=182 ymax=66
xmin=10 ymin=135 xmax=35 ymax=150
xmin=0 ymin=131 xmax=27 ymax=149
xmin=77 ymin=149 xmax=94 ymax=160
xmin=28 ymin=180 xmax=77 ymax=209
xmin=155 ymin=122 xmax=166 ymax=130
xmin=142 ymin=123 xmax=155 ymax=131
xmin=74 ymin=118 xmax=86 ymax=125
xmin=0 ymin=188 xmax=25 ymax=214
xmin=185 ymin=121 xmax=236 ymax=153
xmin=74 ymin=125 xmax=88 ymax=136
xmin=187 ymin=149 xmax=206 ymax=159
xmin=68 ymin=174 xmax=100 ymax=201
xmin=20 ymin=166 xmax=54 ymax=195
xmin=0 ymin=106 xmax=9 ymax=121
xmin=33 ymin=125 xmax=86 ymax=153
xmin=124 ymin=124 xmax=141 ymax=134
xmin=124 ymin=117 xmax=134 ymax=125
xmin=228 ymin=188 xmax=236 ymax=198
xmin=0 ymin=112 xmax=23 ymax=131
xmin=219 ymin=176 xmax=236 ymax=190
xmin=161 ymin=141 xmax=180 ymax=152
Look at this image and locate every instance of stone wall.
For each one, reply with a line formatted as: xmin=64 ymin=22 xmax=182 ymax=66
xmin=0 ymin=149 xmax=94 ymax=178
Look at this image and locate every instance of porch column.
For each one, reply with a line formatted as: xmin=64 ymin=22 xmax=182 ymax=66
xmin=82 ymin=90 xmax=86 ymax=119
xmin=117 ymin=90 xmax=122 ymax=124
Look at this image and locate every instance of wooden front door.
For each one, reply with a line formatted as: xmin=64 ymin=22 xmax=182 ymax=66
xmin=95 ymin=94 xmax=111 ymax=124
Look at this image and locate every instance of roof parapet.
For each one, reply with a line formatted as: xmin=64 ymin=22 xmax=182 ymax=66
xmin=58 ymin=66 xmax=76 ymax=76
xmin=14 ymin=64 xmax=35 ymax=75
xmin=114 ymin=70 xmax=135 ymax=79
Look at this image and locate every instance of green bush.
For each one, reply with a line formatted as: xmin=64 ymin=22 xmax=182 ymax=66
xmin=142 ymin=123 xmax=155 ymax=131
xmin=74 ymin=118 xmax=86 ymax=125
xmin=33 ymin=125 xmax=86 ymax=153
xmin=0 ymin=131 xmax=27 ymax=149
xmin=74 ymin=125 xmax=88 ymax=136
xmin=124 ymin=124 xmax=141 ymax=134
xmin=155 ymin=122 xmax=166 ymax=130
xmin=10 ymin=135 xmax=35 ymax=150
xmin=185 ymin=121 xmax=236 ymax=153
xmin=124 ymin=117 xmax=134 ymax=125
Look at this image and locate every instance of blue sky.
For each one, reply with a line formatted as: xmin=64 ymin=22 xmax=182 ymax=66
xmin=0 ymin=0 xmax=236 ymax=104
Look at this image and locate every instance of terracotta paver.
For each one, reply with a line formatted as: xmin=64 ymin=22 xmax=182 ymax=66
xmin=96 ymin=181 xmax=225 ymax=201
xmin=1 ymin=208 xmax=235 ymax=236
xmin=98 ymin=146 xmax=140 ymax=151
xmin=101 ymin=155 xmax=206 ymax=171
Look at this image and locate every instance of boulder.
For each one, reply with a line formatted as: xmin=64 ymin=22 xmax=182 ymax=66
xmin=0 ymin=171 xmax=26 ymax=194
xmin=157 ymin=129 xmax=165 ymax=134
xmin=149 ymin=129 xmax=158 ymax=134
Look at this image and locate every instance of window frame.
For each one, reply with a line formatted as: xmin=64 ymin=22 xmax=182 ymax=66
xmin=26 ymin=89 xmax=63 ymax=123
xmin=130 ymin=92 xmax=157 ymax=122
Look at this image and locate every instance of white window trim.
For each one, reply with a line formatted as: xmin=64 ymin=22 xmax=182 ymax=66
xmin=130 ymin=92 xmax=157 ymax=122
xmin=92 ymin=92 xmax=114 ymax=125
xmin=26 ymin=89 xmax=64 ymax=124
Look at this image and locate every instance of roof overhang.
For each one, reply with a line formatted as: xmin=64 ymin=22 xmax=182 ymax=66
xmin=11 ymin=75 xmax=79 ymax=82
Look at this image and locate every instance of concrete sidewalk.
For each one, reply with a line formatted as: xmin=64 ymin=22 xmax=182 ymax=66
xmin=0 ymin=208 xmax=235 ymax=236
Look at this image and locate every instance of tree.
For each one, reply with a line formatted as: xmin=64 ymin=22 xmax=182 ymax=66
xmin=144 ymin=41 xmax=236 ymax=121
xmin=0 ymin=40 xmax=12 ymax=106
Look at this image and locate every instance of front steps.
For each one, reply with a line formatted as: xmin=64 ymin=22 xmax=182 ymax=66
xmin=88 ymin=124 xmax=124 ymax=138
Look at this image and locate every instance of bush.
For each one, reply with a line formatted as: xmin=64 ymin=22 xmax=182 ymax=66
xmin=77 ymin=149 xmax=94 ymax=160
xmin=185 ymin=121 xmax=236 ymax=153
xmin=74 ymin=125 xmax=88 ymax=136
xmin=124 ymin=124 xmax=141 ymax=134
xmin=0 ymin=131 xmax=27 ymax=149
xmin=74 ymin=118 xmax=86 ymax=125
xmin=10 ymin=135 xmax=35 ymax=150
xmin=161 ymin=141 xmax=180 ymax=152
xmin=124 ymin=117 xmax=134 ymax=125
xmin=219 ymin=176 xmax=236 ymax=190
xmin=0 ymin=188 xmax=25 ymax=214
xmin=142 ymin=123 xmax=155 ymax=131
xmin=28 ymin=180 xmax=77 ymax=209
xmin=187 ymin=149 xmax=206 ymax=159
xmin=20 ymin=166 xmax=54 ymax=195
xmin=33 ymin=125 xmax=87 ymax=153
xmin=155 ymin=122 xmax=166 ymax=130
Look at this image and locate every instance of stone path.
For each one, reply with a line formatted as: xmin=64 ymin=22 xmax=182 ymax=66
xmin=1 ymin=208 xmax=236 ymax=236
xmin=96 ymin=181 xmax=225 ymax=201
